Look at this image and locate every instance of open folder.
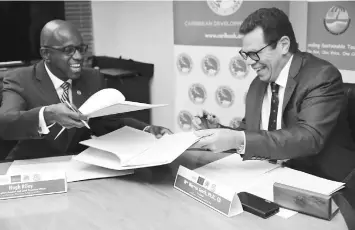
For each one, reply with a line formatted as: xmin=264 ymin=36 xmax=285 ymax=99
xmin=73 ymin=126 xmax=202 ymax=170
xmin=78 ymin=88 xmax=167 ymax=118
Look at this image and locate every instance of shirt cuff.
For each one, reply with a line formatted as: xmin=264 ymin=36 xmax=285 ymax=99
xmin=38 ymin=106 xmax=55 ymax=134
xmin=236 ymin=131 xmax=246 ymax=155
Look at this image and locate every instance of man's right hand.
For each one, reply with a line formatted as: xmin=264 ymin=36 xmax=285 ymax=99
xmin=44 ymin=103 xmax=88 ymax=129
xmin=192 ymin=110 xmax=221 ymax=130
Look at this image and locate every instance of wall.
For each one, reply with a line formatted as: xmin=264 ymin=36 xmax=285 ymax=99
xmin=91 ymin=1 xmax=175 ymax=129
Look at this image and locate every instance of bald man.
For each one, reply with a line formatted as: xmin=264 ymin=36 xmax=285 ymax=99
xmin=0 ymin=20 xmax=171 ymax=160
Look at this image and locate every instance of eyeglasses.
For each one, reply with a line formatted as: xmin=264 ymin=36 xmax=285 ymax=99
xmin=42 ymin=44 xmax=88 ymax=56
xmin=239 ymin=41 xmax=277 ymax=61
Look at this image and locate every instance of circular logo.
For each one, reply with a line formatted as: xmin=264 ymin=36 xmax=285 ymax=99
xmin=176 ymin=53 xmax=193 ymax=74
xmin=207 ymin=0 xmax=243 ymax=16
xmin=33 ymin=174 xmax=41 ymax=182
xmin=230 ymin=117 xmax=243 ymax=129
xmin=188 ymin=83 xmax=207 ymax=104
xmin=177 ymin=110 xmax=194 ymax=131
xmin=229 ymin=56 xmax=249 ymax=79
xmin=215 ymin=86 xmax=235 ymax=108
xmin=201 ymin=55 xmax=220 ymax=77
xmin=324 ymin=5 xmax=351 ymax=35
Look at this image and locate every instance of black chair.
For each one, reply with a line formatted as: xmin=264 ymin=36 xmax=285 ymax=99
xmin=0 ymin=76 xmax=18 ymax=160
xmin=343 ymin=83 xmax=355 ymax=143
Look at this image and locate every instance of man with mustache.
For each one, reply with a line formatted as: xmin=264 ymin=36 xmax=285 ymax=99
xmin=0 ymin=20 xmax=171 ymax=160
xmin=193 ymin=8 xmax=355 ymax=182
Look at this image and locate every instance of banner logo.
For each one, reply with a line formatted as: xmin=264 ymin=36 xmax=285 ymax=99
xmin=215 ymin=86 xmax=235 ymax=108
xmin=229 ymin=56 xmax=249 ymax=79
xmin=178 ymin=110 xmax=194 ymax=131
xmin=177 ymin=53 xmax=193 ymax=74
xmin=207 ymin=0 xmax=243 ymax=16
xmin=324 ymin=5 xmax=351 ymax=35
xmin=189 ymin=83 xmax=207 ymax=104
xmin=202 ymin=55 xmax=220 ymax=77
xmin=230 ymin=117 xmax=243 ymax=129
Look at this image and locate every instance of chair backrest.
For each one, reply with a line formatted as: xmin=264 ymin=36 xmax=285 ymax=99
xmin=0 ymin=75 xmax=18 ymax=160
xmin=343 ymin=83 xmax=355 ymax=142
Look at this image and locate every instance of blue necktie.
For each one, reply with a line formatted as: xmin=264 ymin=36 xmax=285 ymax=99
xmin=268 ymin=82 xmax=280 ymax=131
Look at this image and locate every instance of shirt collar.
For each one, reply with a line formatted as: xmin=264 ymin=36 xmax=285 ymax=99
xmin=44 ymin=62 xmax=72 ymax=90
xmin=275 ymin=55 xmax=293 ymax=88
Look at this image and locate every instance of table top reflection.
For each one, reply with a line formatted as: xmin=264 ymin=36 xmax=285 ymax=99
xmin=0 ymin=150 xmax=352 ymax=230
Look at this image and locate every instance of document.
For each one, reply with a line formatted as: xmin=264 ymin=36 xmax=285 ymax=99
xmin=6 ymin=156 xmax=133 ymax=182
xmin=74 ymin=126 xmax=201 ymax=170
xmin=79 ymin=88 xmax=167 ymax=118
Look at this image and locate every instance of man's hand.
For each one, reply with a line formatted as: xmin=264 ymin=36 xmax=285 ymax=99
xmin=192 ymin=110 xmax=221 ymax=130
xmin=145 ymin=125 xmax=173 ymax=138
xmin=192 ymin=129 xmax=244 ymax=153
xmin=44 ymin=103 xmax=88 ymax=129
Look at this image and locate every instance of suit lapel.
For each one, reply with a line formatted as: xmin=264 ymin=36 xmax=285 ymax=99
xmin=34 ymin=61 xmax=61 ymax=105
xmin=282 ymin=52 xmax=303 ymax=114
xmin=248 ymin=79 xmax=268 ymax=130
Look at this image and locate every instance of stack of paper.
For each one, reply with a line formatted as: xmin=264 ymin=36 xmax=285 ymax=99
xmin=6 ymin=156 xmax=133 ymax=183
xmin=195 ymin=154 xmax=345 ymax=218
xmin=74 ymin=126 xmax=201 ymax=170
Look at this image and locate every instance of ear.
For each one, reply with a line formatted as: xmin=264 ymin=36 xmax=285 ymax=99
xmin=40 ymin=47 xmax=51 ymax=63
xmin=278 ymin=36 xmax=290 ymax=55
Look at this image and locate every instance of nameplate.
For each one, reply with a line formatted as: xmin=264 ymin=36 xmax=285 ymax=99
xmin=0 ymin=172 xmax=67 ymax=200
xmin=273 ymin=182 xmax=339 ymax=220
xmin=174 ymin=166 xmax=243 ymax=217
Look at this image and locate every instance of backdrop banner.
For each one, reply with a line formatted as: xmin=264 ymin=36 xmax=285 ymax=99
xmin=173 ymin=1 xmax=290 ymax=132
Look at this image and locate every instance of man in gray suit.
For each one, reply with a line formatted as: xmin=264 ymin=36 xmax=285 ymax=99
xmin=0 ymin=20 xmax=171 ymax=160
xmin=193 ymin=8 xmax=355 ymax=182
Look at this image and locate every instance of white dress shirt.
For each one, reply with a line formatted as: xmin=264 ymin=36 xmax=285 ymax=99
xmin=38 ymin=63 xmax=72 ymax=134
xmin=239 ymin=55 xmax=294 ymax=153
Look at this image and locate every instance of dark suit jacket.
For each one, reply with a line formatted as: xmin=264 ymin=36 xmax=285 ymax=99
xmin=0 ymin=61 xmax=148 ymax=160
xmin=238 ymin=51 xmax=355 ymax=181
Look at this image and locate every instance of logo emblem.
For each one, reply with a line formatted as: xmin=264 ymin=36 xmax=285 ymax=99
xmin=33 ymin=174 xmax=41 ymax=182
xmin=202 ymin=55 xmax=220 ymax=77
xmin=177 ymin=110 xmax=194 ymax=131
xmin=215 ymin=86 xmax=235 ymax=108
xmin=77 ymin=90 xmax=82 ymax=95
xmin=207 ymin=0 xmax=243 ymax=16
xmin=176 ymin=53 xmax=193 ymax=75
xmin=22 ymin=175 xmax=30 ymax=182
xmin=11 ymin=175 xmax=21 ymax=183
xmin=229 ymin=56 xmax=249 ymax=79
xmin=230 ymin=117 xmax=243 ymax=129
xmin=324 ymin=5 xmax=351 ymax=35
xmin=188 ymin=83 xmax=207 ymax=104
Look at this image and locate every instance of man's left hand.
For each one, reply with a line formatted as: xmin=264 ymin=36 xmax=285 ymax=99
xmin=192 ymin=129 xmax=244 ymax=153
xmin=145 ymin=125 xmax=173 ymax=138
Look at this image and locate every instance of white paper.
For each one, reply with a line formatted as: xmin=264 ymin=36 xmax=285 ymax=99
xmin=75 ymin=127 xmax=200 ymax=169
xmin=6 ymin=156 xmax=133 ymax=182
xmin=78 ymin=88 xmax=167 ymax=118
xmin=195 ymin=154 xmax=280 ymax=193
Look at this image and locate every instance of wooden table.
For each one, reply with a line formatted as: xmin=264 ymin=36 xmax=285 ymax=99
xmin=0 ymin=151 xmax=349 ymax=230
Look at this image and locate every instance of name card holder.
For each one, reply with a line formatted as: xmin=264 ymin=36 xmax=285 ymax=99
xmin=174 ymin=165 xmax=243 ymax=217
xmin=0 ymin=172 xmax=67 ymax=200
xmin=273 ymin=182 xmax=339 ymax=220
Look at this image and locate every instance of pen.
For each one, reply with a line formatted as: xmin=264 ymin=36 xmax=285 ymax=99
xmin=54 ymin=99 xmax=90 ymax=140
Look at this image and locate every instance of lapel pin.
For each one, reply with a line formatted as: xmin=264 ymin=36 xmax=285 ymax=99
xmin=77 ymin=90 xmax=82 ymax=95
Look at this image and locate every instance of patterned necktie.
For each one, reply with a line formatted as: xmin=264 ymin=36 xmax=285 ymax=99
xmin=268 ymin=82 xmax=280 ymax=131
xmin=60 ymin=82 xmax=70 ymax=103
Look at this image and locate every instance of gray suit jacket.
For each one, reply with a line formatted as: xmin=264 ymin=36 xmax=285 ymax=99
xmin=0 ymin=61 xmax=147 ymax=160
xmin=239 ymin=51 xmax=355 ymax=181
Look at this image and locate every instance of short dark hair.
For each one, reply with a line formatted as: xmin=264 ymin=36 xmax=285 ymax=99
xmin=239 ymin=7 xmax=298 ymax=53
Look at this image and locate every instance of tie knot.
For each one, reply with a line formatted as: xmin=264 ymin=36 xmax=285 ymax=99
xmin=61 ymin=82 xmax=70 ymax=91
xmin=270 ymin=82 xmax=279 ymax=94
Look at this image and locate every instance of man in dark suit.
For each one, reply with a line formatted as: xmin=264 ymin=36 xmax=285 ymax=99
xmin=192 ymin=8 xmax=355 ymax=182
xmin=0 ymin=20 xmax=171 ymax=160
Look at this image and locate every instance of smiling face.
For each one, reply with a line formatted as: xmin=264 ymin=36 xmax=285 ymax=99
xmin=42 ymin=24 xmax=85 ymax=81
xmin=241 ymin=27 xmax=286 ymax=83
